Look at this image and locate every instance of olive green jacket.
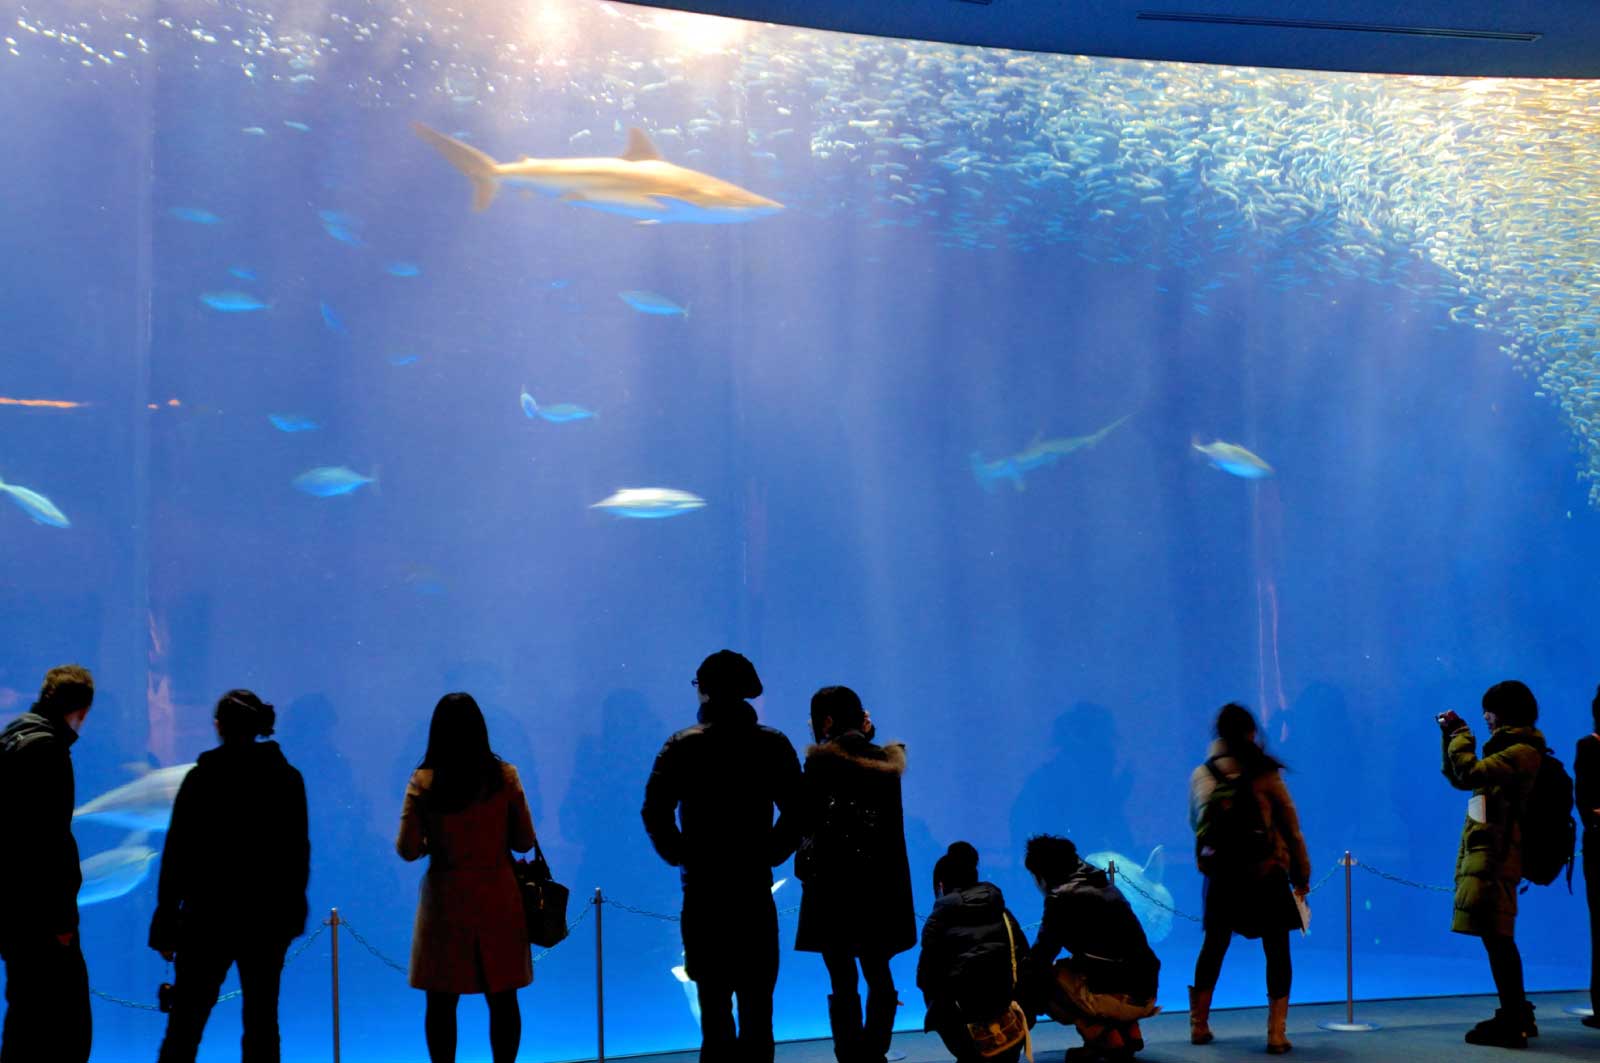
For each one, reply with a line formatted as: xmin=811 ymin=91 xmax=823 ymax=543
xmin=1441 ymin=725 xmax=1543 ymax=937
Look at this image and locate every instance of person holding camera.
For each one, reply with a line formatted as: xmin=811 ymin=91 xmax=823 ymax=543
xmin=1438 ymin=680 xmax=1546 ymax=1049
xmin=0 ymin=664 xmax=95 ymax=1063
xmin=150 ymin=690 xmax=310 ymax=1063
xmin=1576 ymin=686 xmax=1600 ymax=1030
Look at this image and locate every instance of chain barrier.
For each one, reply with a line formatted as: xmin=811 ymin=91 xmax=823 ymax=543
xmin=1355 ymin=861 xmax=1455 ymax=894
xmin=1114 ymin=869 xmax=1205 ymax=924
xmin=535 ymin=900 xmax=592 ymax=965
xmin=91 ymin=921 xmax=329 ymax=1013
xmin=338 ymin=916 xmax=410 ymax=976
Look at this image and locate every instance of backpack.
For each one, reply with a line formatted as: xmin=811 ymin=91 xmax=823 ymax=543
xmin=1519 ymin=745 xmax=1576 ymax=891
xmin=1195 ymin=758 xmax=1272 ymax=876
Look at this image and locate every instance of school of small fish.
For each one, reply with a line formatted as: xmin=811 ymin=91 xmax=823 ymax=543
xmin=5 ymin=0 xmax=1600 ymax=511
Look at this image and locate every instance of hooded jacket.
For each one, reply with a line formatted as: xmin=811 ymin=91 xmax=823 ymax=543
xmin=917 ymin=882 xmax=1029 ymax=1026
xmin=149 ymin=740 xmax=310 ymax=950
xmin=0 ymin=712 xmax=82 ymax=940
xmin=794 ymin=731 xmax=917 ymax=954
xmin=1024 ymin=860 xmax=1159 ymax=1003
xmin=1442 ymin=724 xmax=1543 ymax=937
xmin=641 ymin=698 xmax=802 ymax=893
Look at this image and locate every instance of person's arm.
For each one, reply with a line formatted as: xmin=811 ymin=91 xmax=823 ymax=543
xmin=506 ymin=765 xmax=537 ymax=853
xmin=1188 ymin=763 xmax=1214 ymax=833
xmin=1262 ymin=772 xmax=1311 ymax=890
xmin=150 ymin=770 xmax=200 ymax=954
xmin=396 ymin=772 xmax=428 ymax=862
xmin=641 ymin=741 xmax=684 ymax=867
xmin=1443 ymin=729 xmax=1540 ymax=790
xmin=769 ymin=737 xmax=804 ymax=866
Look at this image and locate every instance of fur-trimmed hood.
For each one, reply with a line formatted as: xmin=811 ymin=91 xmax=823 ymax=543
xmin=805 ymin=732 xmax=907 ymax=775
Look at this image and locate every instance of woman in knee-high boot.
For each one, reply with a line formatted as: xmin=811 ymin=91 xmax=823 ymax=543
xmin=795 ymin=687 xmax=916 ymax=1063
xmin=1187 ymin=703 xmax=1310 ymax=1055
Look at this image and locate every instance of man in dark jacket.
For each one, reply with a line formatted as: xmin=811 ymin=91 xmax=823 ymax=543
xmin=642 ymin=650 xmax=802 ymax=1063
xmin=1576 ymin=685 xmax=1600 ymax=1029
xmin=1022 ymin=834 xmax=1159 ymax=1061
xmin=0 ymin=664 xmax=95 ymax=1063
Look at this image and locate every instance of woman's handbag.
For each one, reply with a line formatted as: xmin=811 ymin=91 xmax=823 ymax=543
xmin=964 ymin=914 xmax=1034 ymax=1061
xmin=513 ymin=839 xmax=570 ymax=948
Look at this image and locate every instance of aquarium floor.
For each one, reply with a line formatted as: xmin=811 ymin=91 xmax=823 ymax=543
xmin=577 ymin=991 xmax=1594 ymax=1062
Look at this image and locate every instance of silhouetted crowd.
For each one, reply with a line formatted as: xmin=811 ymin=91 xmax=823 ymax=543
xmin=2 ymin=656 xmax=1597 ymax=1063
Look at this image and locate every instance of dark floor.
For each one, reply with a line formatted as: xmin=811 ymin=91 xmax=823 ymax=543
xmin=577 ymin=991 xmax=1596 ymax=1062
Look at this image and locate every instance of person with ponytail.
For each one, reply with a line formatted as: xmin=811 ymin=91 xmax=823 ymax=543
xmin=398 ymin=692 xmax=537 ymax=1063
xmin=150 ymin=689 xmax=310 ymax=1063
xmin=916 ymin=842 xmax=1030 ymax=1063
xmin=794 ymin=685 xmax=915 ymax=1063
xmin=1186 ymin=703 xmax=1309 ymax=1055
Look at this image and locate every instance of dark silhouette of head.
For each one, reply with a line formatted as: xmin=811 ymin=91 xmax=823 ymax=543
xmin=1215 ymin=701 xmax=1284 ymax=775
xmin=933 ymin=840 xmax=980 ymax=897
xmin=420 ymin=692 xmax=504 ymax=812
xmin=36 ymin=664 xmax=94 ymax=722
xmin=215 ymin=689 xmax=275 ymax=743
xmin=695 ymin=650 xmax=762 ymax=702
xmin=1482 ymin=680 xmax=1538 ymax=728
xmin=1024 ymin=833 xmax=1080 ymax=888
xmin=810 ymin=685 xmax=866 ymax=742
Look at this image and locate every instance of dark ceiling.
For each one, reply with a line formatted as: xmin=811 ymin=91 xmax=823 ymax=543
xmin=630 ymin=1 xmax=1600 ymax=78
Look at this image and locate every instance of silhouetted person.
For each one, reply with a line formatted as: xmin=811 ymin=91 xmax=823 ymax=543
xmin=1187 ymin=703 xmax=1308 ymax=1054
xmin=1439 ymin=681 xmax=1547 ymax=1048
xmin=398 ymin=693 xmax=537 ymax=1063
xmin=917 ymin=842 xmax=1029 ymax=1063
xmin=796 ymin=685 xmax=915 ymax=1063
xmin=1022 ymin=834 xmax=1159 ymax=1060
xmin=642 ymin=650 xmax=801 ymax=1063
xmin=150 ymin=690 xmax=309 ymax=1063
xmin=1581 ymin=685 xmax=1600 ymax=1030
xmin=0 ymin=664 xmax=94 ymax=1063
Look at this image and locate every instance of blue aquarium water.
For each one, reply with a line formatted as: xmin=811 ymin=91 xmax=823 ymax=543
xmin=2 ymin=1 xmax=1598 ymax=1060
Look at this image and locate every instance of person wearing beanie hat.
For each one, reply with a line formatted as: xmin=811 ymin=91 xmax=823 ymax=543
xmin=917 ymin=842 xmax=1030 ymax=1063
xmin=643 ymin=650 xmax=802 ymax=1063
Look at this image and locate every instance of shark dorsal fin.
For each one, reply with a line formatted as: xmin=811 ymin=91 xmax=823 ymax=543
xmin=1142 ymin=844 xmax=1166 ymax=883
xmin=620 ymin=128 xmax=663 ymax=163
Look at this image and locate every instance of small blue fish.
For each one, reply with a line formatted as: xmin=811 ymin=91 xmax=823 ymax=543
xmin=228 ymin=266 xmax=257 ymax=281
xmin=240 ymin=126 xmax=267 ymax=136
xmin=521 ymin=389 xmax=594 ymax=423
xmin=269 ymin=414 xmax=319 ymax=433
xmin=0 ymin=474 xmax=70 ymax=527
xmin=386 ymin=262 xmax=422 ymax=278
xmin=169 ymin=207 xmax=221 ymax=225
xmin=320 ymin=302 xmax=348 ymax=335
xmin=283 ymin=120 xmax=311 ymax=132
xmin=389 ymin=355 xmax=419 ymax=367
xmin=319 ymin=211 xmax=364 ymax=246
xmin=200 ymin=291 xmax=269 ymax=312
xmin=292 ymin=466 xmax=376 ymax=497
xmin=545 ymin=279 xmax=571 ymax=290
xmin=1193 ymin=438 xmax=1274 ymax=479
xmin=619 ymin=290 xmax=688 ymax=317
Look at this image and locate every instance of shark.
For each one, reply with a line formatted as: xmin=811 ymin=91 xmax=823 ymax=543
xmin=78 ymin=832 xmax=159 ymax=907
xmin=1083 ymin=845 xmax=1174 ymax=944
xmin=412 ymin=122 xmax=784 ymax=224
xmin=73 ymin=763 xmax=194 ymax=832
xmin=970 ymin=414 xmax=1131 ymax=492
xmin=1193 ymin=437 xmax=1274 ymax=479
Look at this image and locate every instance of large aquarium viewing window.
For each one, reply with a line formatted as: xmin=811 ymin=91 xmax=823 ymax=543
xmin=3 ymin=0 xmax=1598 ymax=1059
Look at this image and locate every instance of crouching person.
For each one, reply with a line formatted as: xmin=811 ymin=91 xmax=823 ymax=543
xmin=1022 ymin=835 xmax=1159 ymax=1062
xmin=916 ymin=842 xmax=1031 ymax=1063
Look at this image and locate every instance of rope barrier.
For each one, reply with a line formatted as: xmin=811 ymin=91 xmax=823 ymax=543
xmin=91 ymin=921 xmax=329 ymax=1012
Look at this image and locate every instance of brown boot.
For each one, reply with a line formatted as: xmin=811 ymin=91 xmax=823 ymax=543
xmin=1189 ymin=986 xmax=1214 ymax=1045
xmin=1267 ymin=996 xmax=1291 ymax=1055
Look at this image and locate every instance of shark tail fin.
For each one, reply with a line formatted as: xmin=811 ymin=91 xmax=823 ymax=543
xmin=412 ymin=122 xmax=500 ymax=212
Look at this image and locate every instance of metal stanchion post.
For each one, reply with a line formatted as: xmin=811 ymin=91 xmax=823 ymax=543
xmin=329 ymin=908 xmax=343 ymax=1063
xmin=1319 ymin=853 xmax=1378 ymax=1032
xmin=1108 ymin=860 xmax=1118 ymax=887
xmin=595 ymin=889 xmax=606 ymax=1063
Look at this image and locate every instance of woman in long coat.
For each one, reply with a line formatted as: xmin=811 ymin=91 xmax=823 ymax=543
xmin=795 ymin=685 xmax=916 ymax=1063
xmin=1438 ymin=680 xmax=1546 ymax=1049
xmin=1187 ymin=703 xmax=1309 ymax=1055
xmin=398 ymin=693 xmax=537 ymax=1063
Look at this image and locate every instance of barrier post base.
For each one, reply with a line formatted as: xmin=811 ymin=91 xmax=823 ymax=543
xmin=1319 ymin=1020 xmax=1380 ymax=1032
